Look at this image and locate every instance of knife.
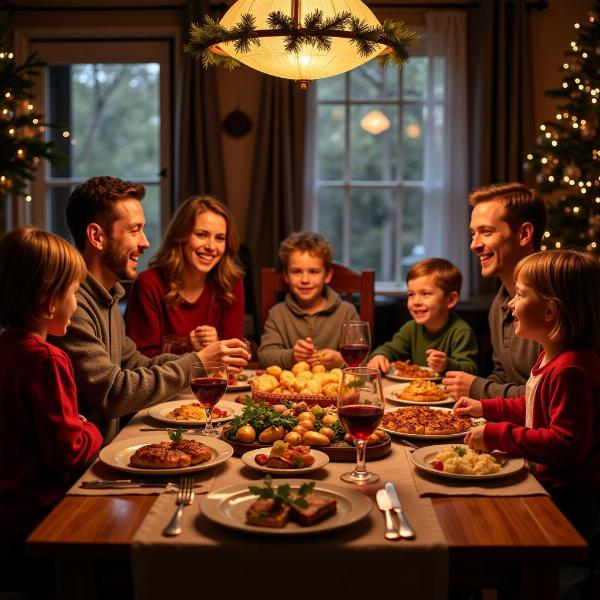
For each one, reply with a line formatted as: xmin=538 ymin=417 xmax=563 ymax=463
xmin=384 ymin=482 xmax=416 ymax=539
xmin=81 ymin=480 xmax=177 ymax=489
xmin=375 ymin=490 xmax=401 ymax=540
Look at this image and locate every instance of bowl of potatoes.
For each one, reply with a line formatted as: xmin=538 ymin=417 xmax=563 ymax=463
xmin=251 ymin=362 xmax=342 ymax=407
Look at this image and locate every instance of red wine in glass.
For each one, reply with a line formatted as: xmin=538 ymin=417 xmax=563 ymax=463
xmin=340 ymin=344 xmax=369 ymax=368
xmin=191 ymin=377 xmax=227 ymax=408
xmin=338 ymin=405 xmax=383 ymax=441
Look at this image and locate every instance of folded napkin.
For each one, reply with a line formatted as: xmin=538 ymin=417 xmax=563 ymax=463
xmin=406 ymin=447 xmax=549 ymax=497
xmin=132 ymin=445 xmax=449 ymax=600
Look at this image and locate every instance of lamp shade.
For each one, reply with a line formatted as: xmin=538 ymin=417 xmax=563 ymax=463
xmin=215 ymin=0 xmax=385 ymax=82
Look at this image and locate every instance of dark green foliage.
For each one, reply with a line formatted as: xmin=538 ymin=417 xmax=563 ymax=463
xmin=526 ymin=1 xmax=600 ymax=252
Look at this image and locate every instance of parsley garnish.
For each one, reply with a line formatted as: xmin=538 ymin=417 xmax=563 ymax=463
xmin=167 ymin=427 xmax=185 ymax=442
xmin=248 ymin=475 xmax=315 ymax=509
xmin=452 ymin=445 xmax=467 ymax=457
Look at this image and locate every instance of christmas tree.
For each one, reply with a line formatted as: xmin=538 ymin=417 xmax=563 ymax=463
xmin=0 ymin=12 xmax=63 ymax=232
xmin=525 ymin=1 xmax=600 ymax=253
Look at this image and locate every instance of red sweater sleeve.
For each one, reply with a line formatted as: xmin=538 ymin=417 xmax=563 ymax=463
xmin=483 ymin=368 xmax=596 ymax=466
xmin=217 ymin=279 xmax=245 ymax=341
xmin=31 ymin=350 xmax=103 ymax=471
xmin=126 ymin=270 xmax=164 ymax=357
xmin=481 ymin=395 xmax=526 ymax=426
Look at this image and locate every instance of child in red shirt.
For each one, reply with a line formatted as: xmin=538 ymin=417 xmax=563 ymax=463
xmin=455 ymin=250 xmax=600 ymax=543
xmin=0 ymin=227 xmax=103 ymax=538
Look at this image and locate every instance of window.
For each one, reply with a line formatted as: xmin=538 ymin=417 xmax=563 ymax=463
xmin=308 ymin=14 xmax=469 ymax=293
xmin=27 ymin=39 xmax=173 ymax=270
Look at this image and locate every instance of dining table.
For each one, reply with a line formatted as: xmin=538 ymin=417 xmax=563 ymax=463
xmin=27 ymin=376 xmax=587 ymax=599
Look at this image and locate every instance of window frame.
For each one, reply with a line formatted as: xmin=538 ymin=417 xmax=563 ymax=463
xmin=308 ymin=29 xmax=449 ymax=292
xmin=14 ymin=26 xmax=179 ymax=235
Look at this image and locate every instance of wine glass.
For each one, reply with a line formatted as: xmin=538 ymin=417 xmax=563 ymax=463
xmin=190 ymin=361 xmax=228 ymax=436
xmin=339 ymin=320 xmax=371 ymax=367
xmin=161 ymin=334 xmax=190 ymax=355
xmin=337 ymin=367 xmax=384 ymax=484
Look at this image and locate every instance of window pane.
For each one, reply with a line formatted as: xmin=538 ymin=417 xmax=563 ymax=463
xmin=350 ymin=105 xmax=398 ymax=181
xmin=349 ymin=188 xmax=396 ymax=281
xmin=48 ymin=63 xmax=161 ymax=180
xmin=317 ymin=105 xmax=346 ymax=180
xmin=403 ymin=57 xmax=428 ymax=100
xmin=350 ymin=62 xmax=398 ymax=100
xmin=317 ymin=74 xmax=345 ymax=100
xmin=316 ymin=187 xmax=344 ymax=257
xmin=402 ymin=105 xmax=424 ymax=181
xmin=401 ymin=187 xmax=424 ymax=280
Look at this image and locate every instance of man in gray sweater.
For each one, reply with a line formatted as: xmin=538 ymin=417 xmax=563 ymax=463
xmin=51 ymin=176 xmax=249 ymax=442
xmin=443 ymin=183 xmax=547 ymax=400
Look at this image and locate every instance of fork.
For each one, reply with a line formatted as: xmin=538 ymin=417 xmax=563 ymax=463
xmin=162 ymin=477 xmax=194 ymax=537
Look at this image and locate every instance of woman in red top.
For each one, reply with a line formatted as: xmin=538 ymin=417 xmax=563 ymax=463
xmin=126 ymin=196 xmax=245 ymax=357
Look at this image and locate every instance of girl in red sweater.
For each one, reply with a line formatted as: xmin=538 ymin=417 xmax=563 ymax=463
xmin=0 ymin=228 xmax=103 ymax=538
xmin=126 ymin=195 xmax=245 ymax=357
xmin=455 ymin=250 xmax=600 ymax=542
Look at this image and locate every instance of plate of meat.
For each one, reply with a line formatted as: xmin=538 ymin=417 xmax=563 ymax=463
xmin=241 ymin=444 xmax=330 ymax=475
xmin=99 ymin=434 xmax=233 ymax=475
xmin=385 ymin=359 xmax=442 ymax=382
xmin=199 ymin=479 xmax=372 ymax=535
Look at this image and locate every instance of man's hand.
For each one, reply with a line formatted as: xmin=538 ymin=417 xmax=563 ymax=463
xmin=293 ymin=337 xmax=316 ymax=363
xmin=426 ymin=349 xmax=448 ymax=373
xmin=189 ymin=325 xmax=218 ymax=351
xmin=197 ymin=338 xmax=250 ymax=374
xmin=442 ymin=371 xmax=476 ymax=400
xmin=308 ymin=348 xmax=343 ymax=369
xmin=452 ymin=396 xmax=483 ymax=417
xmin=464 ymin=425 xmax=487 ymax=452
xmin=367 ymin=355 xmax=390 ymax=373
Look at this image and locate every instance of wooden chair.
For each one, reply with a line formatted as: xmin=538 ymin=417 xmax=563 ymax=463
xmin=260 ymin=262 xmax=375 ymax=333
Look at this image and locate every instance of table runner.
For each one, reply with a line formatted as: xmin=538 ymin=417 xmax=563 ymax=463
xmin=132 ymin=443 xmax=449 ymax=600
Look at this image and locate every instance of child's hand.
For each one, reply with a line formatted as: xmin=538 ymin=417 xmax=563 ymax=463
xmin=452 ymin=396 xmax=483 ymax=417
xmin=425 ymin=349 xmax=448 ymax=373
xmin=190 ymin=325 xmax=218 ymax=350
xmin=293 ymin=337 xmax=316 ymax=362
xmin=367 ymin=355 xmax=389 ymax=373
xmin=464 ymin=425 xmax=487 ymax=452
xmin=308 ymin=348 xmax=343 ymax=369
xmin=442 ymin=371 xmax=476 ymax=400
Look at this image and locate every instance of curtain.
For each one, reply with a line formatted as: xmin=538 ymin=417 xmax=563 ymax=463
xmin=245 ymin=77 xmax=307 ymax=320
xmin=424 ymin=10 xmax=470 ymax=296
xmin=174 ymin=0 xmax=227 ymax=208
xmin=468 ymin=0 xmax=534 ymax=185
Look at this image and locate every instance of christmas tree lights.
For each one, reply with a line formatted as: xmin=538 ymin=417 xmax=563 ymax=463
xmin=0 ymin=12 xmax=64 ymax=230
xmin=525 ymin=1 xmax=600 ymax=253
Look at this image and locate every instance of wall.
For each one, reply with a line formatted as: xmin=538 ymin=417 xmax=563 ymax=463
xmin=9 ymin=0 xmax=592 ymax=240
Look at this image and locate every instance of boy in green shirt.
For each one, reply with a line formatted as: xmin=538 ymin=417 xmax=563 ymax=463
xmin=367 ymin=258 xmax=478 ymax=375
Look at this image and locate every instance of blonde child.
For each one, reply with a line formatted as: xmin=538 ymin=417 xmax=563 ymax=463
xmin=455 ymin=250 xmax=600 ymax=542
xmin=0 ymin=227 xmax=103 ymax=538
xmin=368 ymin=258 xmax=477 ymax=375
xmin=258 ymin=232 xmax=359 ymax=369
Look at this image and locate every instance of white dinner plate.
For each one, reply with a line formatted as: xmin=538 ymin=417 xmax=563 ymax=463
xmin=411 ymin=444 xmax=525 ymax=480
xmin=385 ymin=366 xmax=442 ymax=382
xmin=384 ymin=382 xmax=453 ymax=406
xmin=148 ymin=399 xmax=242 ymax=427
xmin=199 ymin=479 xmax=371 ymax=535
xmin=380 ymin=406 xmax=474 ymax=440
xmin=99 ymin=434 xmax=233 ymax=475
xmin=241 ymin=448 xmax=330 ymax=475
xmin=228 ymin=370 xmax=256 ymax=392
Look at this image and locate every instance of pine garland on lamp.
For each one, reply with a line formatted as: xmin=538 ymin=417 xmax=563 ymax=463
xmin=525 ymin=1 xmax=600 ymax=253
xmin=0 ymin=13 xmax=63 ymax=232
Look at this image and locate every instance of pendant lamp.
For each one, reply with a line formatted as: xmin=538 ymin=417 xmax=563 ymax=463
xmin=186 ymin=0 xmax=417 ymax=88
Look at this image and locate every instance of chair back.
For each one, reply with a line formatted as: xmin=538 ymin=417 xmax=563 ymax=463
xmin=260 ymin=262 xmax=375 ymax=333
